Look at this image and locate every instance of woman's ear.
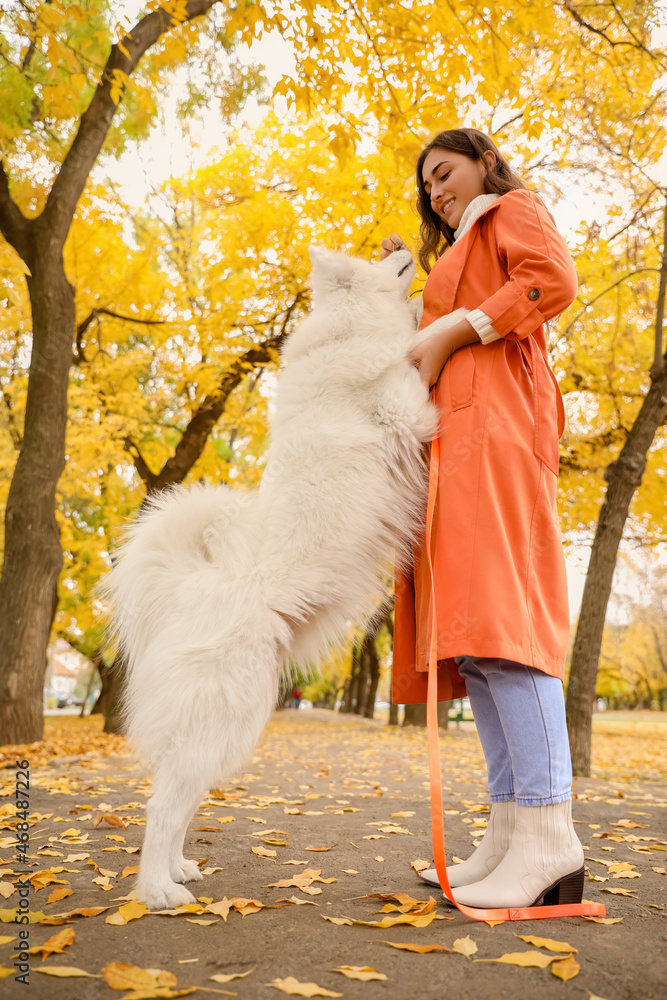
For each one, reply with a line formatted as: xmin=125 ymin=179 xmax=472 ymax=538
xmin=482 ymin=149 xmax=497 ymax=173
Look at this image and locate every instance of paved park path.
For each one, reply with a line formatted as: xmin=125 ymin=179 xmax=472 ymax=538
xmin=1 ymin=708 xmax=666 ymax=999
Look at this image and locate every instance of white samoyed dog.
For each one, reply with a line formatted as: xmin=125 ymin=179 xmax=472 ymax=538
xmin=102 ymin=245 xmax=468 ymax=909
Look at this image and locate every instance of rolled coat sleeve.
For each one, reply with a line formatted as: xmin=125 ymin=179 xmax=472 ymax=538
xmin=474 ymin=189 xmax=578 ymax=341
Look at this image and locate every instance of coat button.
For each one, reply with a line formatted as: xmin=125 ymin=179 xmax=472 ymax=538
xmin=528 ymin=287 xmax=540 ymax=300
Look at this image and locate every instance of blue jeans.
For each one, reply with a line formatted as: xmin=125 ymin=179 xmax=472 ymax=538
xmin=454 ymin=656 xmax=573 ymax=806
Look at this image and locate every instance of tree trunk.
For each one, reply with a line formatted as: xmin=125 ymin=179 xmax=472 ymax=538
xmin=363 ymin=635 xmax=381 ymax=718
xmin=91 ymin=657 xmax=127 ymax=734
xmin=403 ymin=702 xmax=449 ymax=728
xmin=0 ymin=250 xmax=73 ymax=744
xmin=0 ymin=1 xmax=222 ymax=746
xmin=353 ymin=642 xmax=370 ymax=715
xmin=340 ymin=641 xmax=361 ymax=713
xmin=566 ymin=369 xmax=667 ymax=774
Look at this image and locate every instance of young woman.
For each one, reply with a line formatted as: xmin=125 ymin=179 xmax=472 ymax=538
xmin=382 ymin=128 xmax=585 ymax=909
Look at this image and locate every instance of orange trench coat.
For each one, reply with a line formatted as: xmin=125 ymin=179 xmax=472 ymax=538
xmin=392 ymin=188 xmax=578 ymax=705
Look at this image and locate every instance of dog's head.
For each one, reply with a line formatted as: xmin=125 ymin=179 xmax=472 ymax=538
xmin=307 ymin=245 xmax=416 ymax=306
xmin=280 ymin=246 xmax=418 ymax=366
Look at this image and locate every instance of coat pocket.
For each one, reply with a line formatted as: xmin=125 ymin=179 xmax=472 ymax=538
xmin=448 ymin=344 xmax=475 ymax=410
xmin=520 ymin=338 xmax=560 ymax=476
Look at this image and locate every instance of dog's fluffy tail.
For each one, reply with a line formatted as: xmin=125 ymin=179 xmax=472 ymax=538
xmin=98 ymin=483 xmax=278 ymax=754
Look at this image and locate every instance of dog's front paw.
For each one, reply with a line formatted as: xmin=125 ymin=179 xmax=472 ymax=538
xmin=172 ymin=858 xmax=204 ymax=884
xmin=135 ymin=878 xmax=197 ymax=910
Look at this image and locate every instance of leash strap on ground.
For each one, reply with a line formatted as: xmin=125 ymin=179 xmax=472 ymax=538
xmin=424 ymin=414 xmax=606 ymax=922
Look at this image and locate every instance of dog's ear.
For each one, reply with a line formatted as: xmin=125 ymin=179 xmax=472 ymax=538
xmin=308 ymin=245 xmax=329 ymax=266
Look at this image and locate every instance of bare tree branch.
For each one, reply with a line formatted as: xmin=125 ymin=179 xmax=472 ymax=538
xmin=40 ymin=0 xmax=223 ymax=248
xmin=0 ymin=160 xmax=29 ymax=258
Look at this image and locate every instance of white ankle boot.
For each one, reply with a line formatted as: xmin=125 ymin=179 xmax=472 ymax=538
xmin=445 ymin=798 xmax=585 ymax=908
xmin=419 ymin=799 xmax=516 ymax=889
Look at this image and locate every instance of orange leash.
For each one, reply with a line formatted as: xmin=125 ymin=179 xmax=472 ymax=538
xmin=424 ymin=421 xmax=606 ymax=922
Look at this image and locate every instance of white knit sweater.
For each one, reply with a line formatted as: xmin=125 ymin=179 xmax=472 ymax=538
xmin=454 ymin=193 xmax=502 ymax=344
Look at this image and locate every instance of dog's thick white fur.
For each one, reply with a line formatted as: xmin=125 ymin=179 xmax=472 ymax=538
xmin=102 ymin=245 xmax=468 ymax=909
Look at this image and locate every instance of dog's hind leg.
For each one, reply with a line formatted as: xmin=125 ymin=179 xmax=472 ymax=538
xmin=134 ymin=763 xmax=208 ymax=910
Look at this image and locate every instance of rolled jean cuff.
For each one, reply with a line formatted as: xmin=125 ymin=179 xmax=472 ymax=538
xmin=515 ymin=790 xmax=572 ymax=807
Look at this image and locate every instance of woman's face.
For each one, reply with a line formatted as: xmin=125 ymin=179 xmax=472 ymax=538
xmin=421 ymin=148 xmax=494 ymax=230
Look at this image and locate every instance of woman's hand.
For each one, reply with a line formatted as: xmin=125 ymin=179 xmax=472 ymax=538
xmin=380 ymin=233 xmax=407 ymax=260
xmin=408 ymin=336 xmax=451 ymax=390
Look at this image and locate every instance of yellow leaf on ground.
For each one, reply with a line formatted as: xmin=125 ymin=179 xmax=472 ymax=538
xmin=601 ymin=887 xmax=638 ymax=896
xmin=46 ymin=887 xmax=73 ymax=904
xmin=352 ymin=911 xmax=438 ymax=929
xmin=379 ymin=941 xmax=452 ymax=953
xmin=551 ymin=955 xmax=580 ymax=981
xmin=514 ymin=933 xmax=578 ymax=953
xmin=94 ymin=813 xmax=127 ymax=829
xmin=332 ymin=966 xmax=387 ymax=981
xmin=267 ymin=977 xmax=342 ymax=997
xmin=210 ymin=966 xmax=256 ymax=982
xmin=29 ymin=926 xmax=74 ymax=957
xmin=452 ymin=936 xmax=478 ymax=958
xmin=582 ymin=916 xmax=624 ymax=924
xmin=321 ymin=915 xmax=354 ymax=925
xmin=205 ymin=898 xmax=232 ymax=920
xmin=475 ymin=951 xmax=559 ymax=968
xmin=36 ymin=966 xmax=101 ymax=977
xmin=252 ymin=846 xmax=277 ymax=857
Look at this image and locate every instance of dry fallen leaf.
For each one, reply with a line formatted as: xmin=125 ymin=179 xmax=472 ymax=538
xmin=210 ymin=966 xmax=256 ymax=983
xmin=514 ymin=933 xmax=577 ymax=954
xmin=351 ymin=911 xmax=439 ymax=929
xmin=582 ymin=916 xmax=624 ymax=925
xmin=93 ymin=813 xmax=127 ymax=829
xmin=331 ymin=966 xmax=387 ymax=981
xmin=452 ymin=936 xmax=478 ymax=959
xmin=252 ymin=846 xmax=277 ymax=858
xmin=321 ymin=915 xmax=354 ymax=926
xmin=46 ymin=886 xmax=74 ymax=904
xmin=551 ymin=955 xmax=580 ymax=981
xmin=36 ymin=966 xmax=101 ymax=978
xmin=27 ymin=926 xmax=74 ymax=958
xmin=267 ymin=976 xmax=342 ymax=997
xmin=101 ymin=961 xmax=198 ymax=997
xmin=475 ymin=951 xmax=561 ymax=968
xmin=379 ymin=941 xmax=452 ymax=953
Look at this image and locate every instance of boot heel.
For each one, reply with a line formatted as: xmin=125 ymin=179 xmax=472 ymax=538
xmin=541 ymin=865 xmax=585 ymax=906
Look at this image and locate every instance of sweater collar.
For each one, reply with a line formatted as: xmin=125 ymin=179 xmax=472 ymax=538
xmin=454 ymin=193 xmax=501 ymax=241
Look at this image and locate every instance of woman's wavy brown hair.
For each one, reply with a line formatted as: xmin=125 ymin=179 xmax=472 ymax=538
xmin=416 ymin=128 xmax=527 ymax=274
